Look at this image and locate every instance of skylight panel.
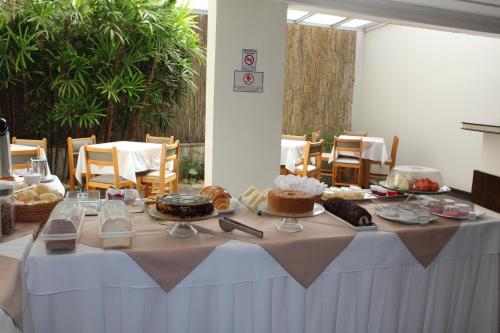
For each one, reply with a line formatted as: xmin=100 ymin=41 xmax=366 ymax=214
xmin=340 ymin=19 xmax=372 ymax=28
xmin=302 ymin=14 xmax=345 ymax=26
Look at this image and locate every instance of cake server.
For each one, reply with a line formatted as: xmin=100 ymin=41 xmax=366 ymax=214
xmin=219 ymin=217 xmax=263 ymax=238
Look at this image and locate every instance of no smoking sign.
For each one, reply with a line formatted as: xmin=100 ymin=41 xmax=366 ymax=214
xmin=241 ymin=49 xmax=257 ymax=71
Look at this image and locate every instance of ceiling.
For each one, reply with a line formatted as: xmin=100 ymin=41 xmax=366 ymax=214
xmin=177 ymin=0 xmax=381 ymax=31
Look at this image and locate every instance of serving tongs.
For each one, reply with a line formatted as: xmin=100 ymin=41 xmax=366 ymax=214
xmin=219 ymin=216 xmax=263 ymax=238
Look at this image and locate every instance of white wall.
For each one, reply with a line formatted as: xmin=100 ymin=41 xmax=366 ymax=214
xmin=352 ymin=25 xmax=500 ymax=191
xmin=205 ymin=0 xmax=287 ymax=194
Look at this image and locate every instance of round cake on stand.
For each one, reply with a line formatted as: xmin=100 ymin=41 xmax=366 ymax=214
xmin=260 ymin=189 xmax=324 ymax=232
xmin=148 ymin=194 xmax=218 ymax=238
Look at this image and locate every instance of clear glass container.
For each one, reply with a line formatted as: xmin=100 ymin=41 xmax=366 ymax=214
xmin=386 ymin=166 xmax=444 ymax=192
xmin=65 ymin=190 xmax=101 ymax=215
xmin=40 ymin=200 xmax=84 ymax=252
xmin=106 ymin=189 xmax=143 ymax=213
xmin=98 ymin=200 xmax=134 ymax=248
xmin=455 ymin=203 xmax=471 ymax=217
xmin=427 ymin=201 xmax=444 ymax=214
xmin=442 ymin=205 xmax=460 ymax=217
xmin=0 ymin=184 xmax=15 ymax=235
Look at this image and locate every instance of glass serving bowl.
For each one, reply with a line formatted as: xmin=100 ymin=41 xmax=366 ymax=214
xmin=384 ymin=166 xmax=447 ymax=193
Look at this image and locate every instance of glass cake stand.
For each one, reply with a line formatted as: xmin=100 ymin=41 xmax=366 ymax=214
xmin=259 ymin=202 xmax=325 ymax=233
xmin=147 ymin=205 xmax=219 ymax=238
xmin=379 ymin=181 xmax=451 ymax=204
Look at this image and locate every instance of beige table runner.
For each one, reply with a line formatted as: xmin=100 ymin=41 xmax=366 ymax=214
xmin=0 ymin=223 xmax=38 ymax=329
xmin=0 ymin=222 xmax=41 ymax=244
xmin=359 ymin=201 xmax=460 ymax=267
xmin=194 ymin=207 xmax=357 ymax=288
xmin=0 ymin=255 xmax=22 ymax=328
xmin=80 ymin=215 xmax=227 ymax=292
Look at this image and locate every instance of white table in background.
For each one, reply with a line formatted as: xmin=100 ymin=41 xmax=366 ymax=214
xmin=75 ymin=141 xmax=163 ymax=184
xmin=281 ymin=139 xmax=307 ymax=172
xmin=0 ymin=235 xmax=34 ymax=333
xmin=24 ymin=206 xmax=500 ymax=333
xmin=328 ymin=135 xmax=389 ymax=164
xmin=10 ymin=144 xmax=49 ymax=177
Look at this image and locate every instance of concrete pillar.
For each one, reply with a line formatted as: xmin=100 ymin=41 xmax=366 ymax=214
xmin=205 ymin=0 xmax=287 ymax=194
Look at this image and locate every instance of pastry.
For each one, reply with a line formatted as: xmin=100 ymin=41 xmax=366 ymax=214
xmin=199 ymin=186 xmax=231 ymax=210
xmin=267 ymin=189 xmax=315 ymax=214
xmin=156 ymin=194 xmax=214 ymax=218
xmin=324 ymin=198 xmax=373 ymax=226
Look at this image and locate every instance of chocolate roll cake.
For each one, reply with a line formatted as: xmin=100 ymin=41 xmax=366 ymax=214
xmin=156 ymin=194 xmax=214 ymax=218
xmin=324 ymin=198 xmax=373 ymax=226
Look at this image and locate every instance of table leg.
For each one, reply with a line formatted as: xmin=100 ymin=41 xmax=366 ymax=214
xmin=361 ymin=159 xmax=371 ymax=188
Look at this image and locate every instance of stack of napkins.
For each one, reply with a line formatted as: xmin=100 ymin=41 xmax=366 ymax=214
xmin=273 ymin=175 xmax=327 ymax=195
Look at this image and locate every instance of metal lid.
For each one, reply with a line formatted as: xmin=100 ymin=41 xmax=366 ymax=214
xmin=0 ymin=184 xmax=13 ymax=196
xmin=0 ymin=118 xmax=8 ymax=136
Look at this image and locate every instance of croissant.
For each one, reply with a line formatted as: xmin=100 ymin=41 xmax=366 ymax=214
xmin=199 ymin=186 xmax=231 ymax=210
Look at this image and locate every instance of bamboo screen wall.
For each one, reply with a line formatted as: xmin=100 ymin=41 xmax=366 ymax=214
xmin=283 ymin=24 xmax=356 ymax=136
xmin=170 ymin=15 xmax=357 ymax=142
xmin=169 ymin=14 xmax=208 ymax=143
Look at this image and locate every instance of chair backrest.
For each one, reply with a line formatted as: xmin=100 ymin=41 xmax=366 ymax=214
xmin=343 ymin=131 xmax=367 ymax=137
xmin=67 ymin=135 xmax=96 ymax=172
xmin=12 ymin=137 xmax=47 ymax=152
xmin=282 ymin=134 xmax=306 ymax=141
xmin=12 ymin=147 xmax=40 ymax=170
xmin=145 ymin=133 xmax=174 ymax=145
xmin=301 ymin=139 xmax=324 ymax=171
xmin=388 ymin=136 xmax=399 ymax=169
xmin=84 ymin=145 xmax=120 ymax=186
xmin=159 ymin=140 xmax=180 ymax=179
xmin=333 ymin=137 xmax=362 ymax=162
xmin=311 ymin=130 xmax=321 ymax=143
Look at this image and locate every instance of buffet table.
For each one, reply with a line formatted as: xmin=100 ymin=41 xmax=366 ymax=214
xmin=75 ymin=141 xmax=163 ymax=184
xmin=23 ymin=200 xmax=500 ymax=333
xmin=0 ymin=224 xmax=41 ymax=333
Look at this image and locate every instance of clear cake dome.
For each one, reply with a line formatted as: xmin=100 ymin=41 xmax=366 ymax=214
xmin=385 ymin=166 xmax=444 ymax=192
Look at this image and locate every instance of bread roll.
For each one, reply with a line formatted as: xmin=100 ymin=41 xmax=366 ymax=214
xmin=40 ymin=193 xmax=60 ymax=202
xmin=35 ymin=184 xmax=52 ymax=194
xmin=199 ymin=186 xmax=231 ymax=210
xmin=16 ymin=190 xmax=34 ymax=203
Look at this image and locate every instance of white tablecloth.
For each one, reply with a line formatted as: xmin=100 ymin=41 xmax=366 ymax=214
xmin=328 ymin=135 xmax=389 ymax=164
xmin=281 ymin=139 xmax=307 ymax=171
xmin=11 ymin=145 xmax=48 ymax=176
xmin=0 ymin=235 xmax=34 ymax=333
xmin=75 ymin=141 xmax=163 ymax=184
xmin=24 ymin=207 xmax=500 ymax=333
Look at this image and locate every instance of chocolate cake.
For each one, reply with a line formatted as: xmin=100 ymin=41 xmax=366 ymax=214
xmin=156 ymin=194 xmax=214 ymax=218
xmin=323 ymin=198 xmax=373 ymax=226
xmin=267 ymin=189 xmax=315 ymax=214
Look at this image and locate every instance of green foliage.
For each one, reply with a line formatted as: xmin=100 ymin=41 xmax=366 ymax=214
xmin=179 ymin=151 xmax=204 ymax=184
xmin=0 ymin=0 xmax=204 ymax=141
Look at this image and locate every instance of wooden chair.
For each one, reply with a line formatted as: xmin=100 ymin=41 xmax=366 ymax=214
xmin=343 ymin=131 xmax=367 ymax=137
xmin=311 ymin=130 xmax=321 ymax=143
xmin=293 ymin=139 xmax=324 ymax=180
xmin=12 ymin=147 xmax=40 ymax=170
xmin=84 ymin=145 xmax=135 ymax=190
xmin=282 ymin=134 xmax=306 ymax=141
xmin=145 ymin=133 xmax=174 ymax=145
xmin=332 ymin=137 xmax=363 ymax=187
xmin=369 ymin=136 xmax=400 ymax=182
xmin=12 ymin=137 xmax=47 ymax=152
xmin=137 ymin=140 xmax=180 ymax=197
xmin=67 ymin=135 xmax=96 ymax=191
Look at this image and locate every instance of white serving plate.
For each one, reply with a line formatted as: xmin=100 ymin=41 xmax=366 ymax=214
xmin=218 ymin=198 xmax=240 ymax=215
xmin=324 ymin=210 xmax=378 ymax=231
xmin=374 ymin=206 xmax=439 ymax=225
xmin=322 ymin=191 xmax=377 ymax=201
xmin=431 ymin=211 xmax=485 ymax=220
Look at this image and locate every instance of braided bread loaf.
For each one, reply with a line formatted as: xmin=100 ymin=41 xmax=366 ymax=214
xmin=199 ymin=186 xmax=231 ymax=210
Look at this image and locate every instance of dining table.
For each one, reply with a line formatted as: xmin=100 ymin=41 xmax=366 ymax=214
xmin=281 ymin=139 xmax=307 ymax=172
xmin=75 ymin=141 xmax=164 ymax=184
xmin=328 ymin=135 xmax=389 ymax=188
xmin=0 ymin=223 xmax=41 ymax=333
xmin=22 ymin=197 xmax=500 ymax=333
